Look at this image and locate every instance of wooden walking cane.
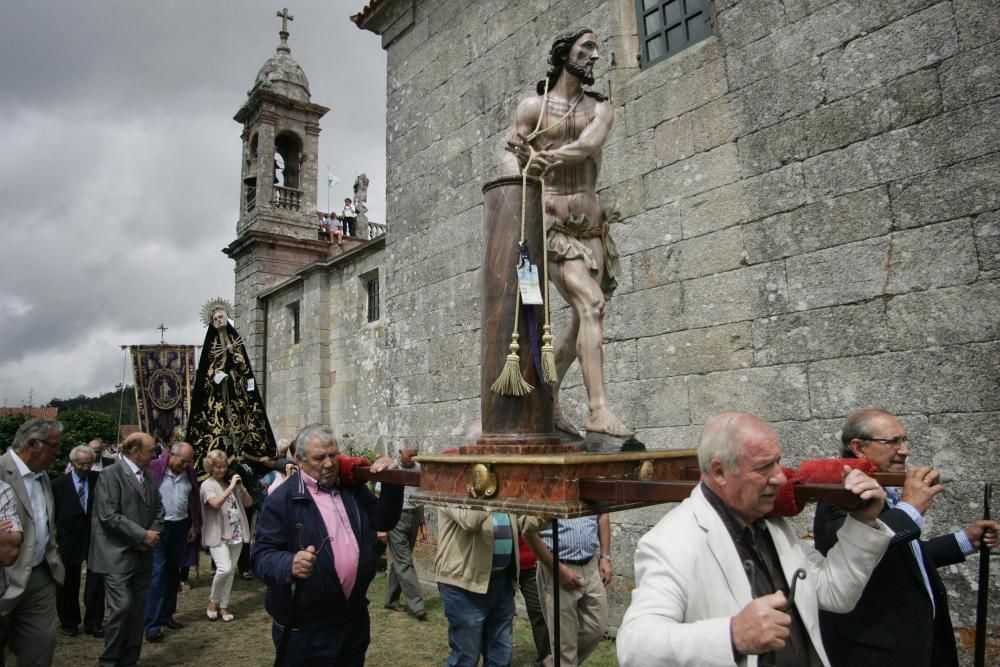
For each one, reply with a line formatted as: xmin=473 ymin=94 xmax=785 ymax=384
xmin=974 ymin=483 xmax=992 ymax=667
xmin=275 ymin=523 xmax=307 ymax=667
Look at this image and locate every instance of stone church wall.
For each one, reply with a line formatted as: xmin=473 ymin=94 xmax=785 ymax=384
xmin=261 ymin=240 xmax=389 ymax=453
xmin=362 ymin=0 xmax=999 ymax=641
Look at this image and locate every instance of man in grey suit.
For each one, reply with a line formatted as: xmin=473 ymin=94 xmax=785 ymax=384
xmin=90 ymin=432 xmax=163 ymax=667
xmin=0 ymin=417 xmax=66 ymax=666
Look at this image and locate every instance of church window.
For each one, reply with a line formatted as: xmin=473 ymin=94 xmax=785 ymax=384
xmin=288 ymin=302 xmax=301 ymax=344
xmin=366 ymin=275 xmax=380 ymax=323
xmin=636 ymin=0 xmax=713 ymax=67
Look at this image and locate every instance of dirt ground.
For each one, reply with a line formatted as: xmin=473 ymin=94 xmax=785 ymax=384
xmin=36 ymin=553 xmax=619 ymax=666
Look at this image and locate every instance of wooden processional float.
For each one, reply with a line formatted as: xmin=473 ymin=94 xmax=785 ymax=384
xmin=351 ymin=175 xmax=893 ymax=517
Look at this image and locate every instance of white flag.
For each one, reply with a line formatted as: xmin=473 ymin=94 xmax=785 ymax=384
xmin=327 ymin=171 xmax=340 ymax=187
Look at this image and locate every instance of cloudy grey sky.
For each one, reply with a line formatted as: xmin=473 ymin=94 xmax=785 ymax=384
xmin=0 ymin=1 xmax=386 ymax=406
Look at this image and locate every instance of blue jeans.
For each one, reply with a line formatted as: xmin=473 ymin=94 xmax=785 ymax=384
xmin=271 ymin=612 xmax=370 ymax=666
xmin=143 ymin=518 xmax=189 ymax=634
xmin=439 ymin=570 xmax=515 ymax=667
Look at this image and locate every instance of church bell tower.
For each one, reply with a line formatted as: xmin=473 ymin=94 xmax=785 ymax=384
xmin=224 ymin=9 xmax=330 ymax=393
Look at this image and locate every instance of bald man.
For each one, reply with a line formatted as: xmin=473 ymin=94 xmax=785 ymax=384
xmin=144 ymin=442 xmax=201 ymax=641
xmin=90 ymin=432 xmax=164 ymax=667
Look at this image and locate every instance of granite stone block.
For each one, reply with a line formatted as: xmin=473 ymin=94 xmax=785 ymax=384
xmin=974 ymin=211 xmax=1000 ymax=272
xmin=743 ymin=186 xmax=892 ymax=263
xmin=643 ymin=143 xmax=739 ymax=208
xmin=887 ymin=280 xmax=1000 ymax=349
xmin=940 ymin=39 xmax=1000 ymax=110
xmin=803 ymin=98 xmax=1000 ymax=201
xmin=785 ymin=237 xmax=888 ymax=311
xmin=890 ymin=154 xmax=1000 ymax=229
xmin=688 ymin=364 xmax=811 ymax=422
xmin=821 ymin=2 xmax=957 ymax=101
xmin=631 ymin=225 xmax=745 ymax=289
xmin=680 ymin=262 xmax=788 ymax=329
xmin=737 ymin=69 xmax=941 ymax=177
xmin=753 ymin=300 xmax=890 ymax=365
xmin=808 ymin=342 xmax=1000 ymax=416
xmin=717 ymin=0 xmax=786 ymax=49
xmin=638 ymin=322 xmax=753 ymax=378
xmin=887 ymin=218 xmax=979 ymax=294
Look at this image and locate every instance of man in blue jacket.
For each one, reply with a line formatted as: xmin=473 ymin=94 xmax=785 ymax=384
xmin=252 ymin=424 xmax=403 ymax=665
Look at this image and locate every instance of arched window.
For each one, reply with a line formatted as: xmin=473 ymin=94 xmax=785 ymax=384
xmin=274 ymin=132 xmax=302 ymax=189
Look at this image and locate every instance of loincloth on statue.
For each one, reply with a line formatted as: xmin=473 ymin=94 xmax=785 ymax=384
xmin=546 ymin=213 xmax=620 ymax=297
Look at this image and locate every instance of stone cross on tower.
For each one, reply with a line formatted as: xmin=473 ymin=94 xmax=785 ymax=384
xmin=157 ymin=323 xmax=168 ymax=344
xmin=276 ymin=7 xmax=293 ymax=33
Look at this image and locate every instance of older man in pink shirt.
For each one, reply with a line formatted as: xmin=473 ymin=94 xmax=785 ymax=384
xmin=251 ymin=424 xmax=403 ymax=666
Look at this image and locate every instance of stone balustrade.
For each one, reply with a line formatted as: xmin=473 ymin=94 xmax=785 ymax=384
xmin=273 ymin=185 xmax=302 ymax=210
xmin=367 ymin=221 xmax=386 ymax=238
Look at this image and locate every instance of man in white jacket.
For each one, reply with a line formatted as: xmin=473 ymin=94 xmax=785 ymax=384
xmin=617 ymin=411 xmax=893 ymax=667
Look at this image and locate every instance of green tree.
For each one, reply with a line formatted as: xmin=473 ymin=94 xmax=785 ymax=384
xmin=0 ymin=413 xmax=32 ymax=452
xmin=0 ymin=410 xmax=116 ymax=477
xmin=55 ymin=409 xmax=119 ymax=477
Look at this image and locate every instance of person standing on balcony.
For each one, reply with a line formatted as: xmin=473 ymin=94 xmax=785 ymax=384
xmin=341 ymin=198 xmax=357 ymax=237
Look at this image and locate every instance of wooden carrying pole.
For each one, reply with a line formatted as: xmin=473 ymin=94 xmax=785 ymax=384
xmin=352 ymin=467 xmax=907 ymax=511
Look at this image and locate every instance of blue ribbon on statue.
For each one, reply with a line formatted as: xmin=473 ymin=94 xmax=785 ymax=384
xmin=519 ymin=244 xmax=553 ymax=397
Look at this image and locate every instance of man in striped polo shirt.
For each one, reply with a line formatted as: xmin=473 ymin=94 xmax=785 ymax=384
xmin=527 ymin=515 xmax=611 ymax=666
xmin=435 ymin=506 xmax=540 ymax=667
xmin=434 ymin=420 xmax=543 ymax=666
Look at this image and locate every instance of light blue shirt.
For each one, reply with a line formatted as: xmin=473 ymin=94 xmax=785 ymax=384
xmin=159 ymin=468 xmax=191 ymax=522
xmin=539 ymin=515 xmax=600 ymax=561
xmin=887 ymin=487 xmax=972 ymax=618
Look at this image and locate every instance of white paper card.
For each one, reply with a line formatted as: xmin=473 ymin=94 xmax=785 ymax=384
xmin=246 ymin=378 xmax=255 ymax=392
xmin=517 ymin=261 xmax=544 ymax=305
xmin=213 ymin=371 xmax=227 ymax=385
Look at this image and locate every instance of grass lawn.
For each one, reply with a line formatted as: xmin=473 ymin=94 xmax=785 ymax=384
xmin=43 ymin=554 xmax=621 ymax=666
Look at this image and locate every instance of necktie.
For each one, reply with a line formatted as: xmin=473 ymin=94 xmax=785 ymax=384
xmin=78 ymin=479 xmax=86 ymax=511
xmin=136 ymin=470 xmax=147 ymax=501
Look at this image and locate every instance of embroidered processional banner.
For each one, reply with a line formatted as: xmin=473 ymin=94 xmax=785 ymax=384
xmin=131 ymin=345 xmax=196 ymax=445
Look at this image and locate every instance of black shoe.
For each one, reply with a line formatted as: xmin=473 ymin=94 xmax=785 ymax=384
xmin=85 ymin=627 xmax=105 ymax=638
xmin=164 ymin=619 xmax=185 ymax=630
xmin=145 ymin=630 xmax=164 ymax=642
xmin=62 ymin=626 xmax=79 ymax=637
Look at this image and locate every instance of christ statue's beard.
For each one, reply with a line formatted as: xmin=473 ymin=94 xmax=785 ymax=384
xmin=564 ymin=60 xmax=595 ymax=86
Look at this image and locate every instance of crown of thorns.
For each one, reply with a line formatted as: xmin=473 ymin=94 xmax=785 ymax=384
xmin=200 ymin=298 xmax=235 ymax=327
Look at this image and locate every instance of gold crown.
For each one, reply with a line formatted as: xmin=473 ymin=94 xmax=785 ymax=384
xmin=200 ymin=298 xmax=235 ymax=327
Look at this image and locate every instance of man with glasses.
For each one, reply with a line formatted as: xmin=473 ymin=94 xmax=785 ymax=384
xmin=52 ymin=445 xmax=106 ymax=637
xmin=813 ymin=408 xmax=999 ymax=667
xmin=618 ymin=411 xmax=892 ymax=667
xmin=0 ymin=418 xmax=67 ymax=665
xmin=143 ymin=442 xmax=201 ymax=642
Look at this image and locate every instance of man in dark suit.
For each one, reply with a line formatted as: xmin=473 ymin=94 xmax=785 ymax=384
xmin=90 ymin=432 xmax=164 ymax=667
xmin=814 ymin=408 xmax=998 ymax=667
xmin=52 ymin=444 xmax=106 ymax=637
xmin=0 ymin=417 xmax=66 ymax=665
xmin=252 ymin=424 xmax=403 ymax=665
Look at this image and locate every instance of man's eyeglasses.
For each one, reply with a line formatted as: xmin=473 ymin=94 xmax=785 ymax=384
xmin=863 ymin=435 xmax=909 ymax=448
